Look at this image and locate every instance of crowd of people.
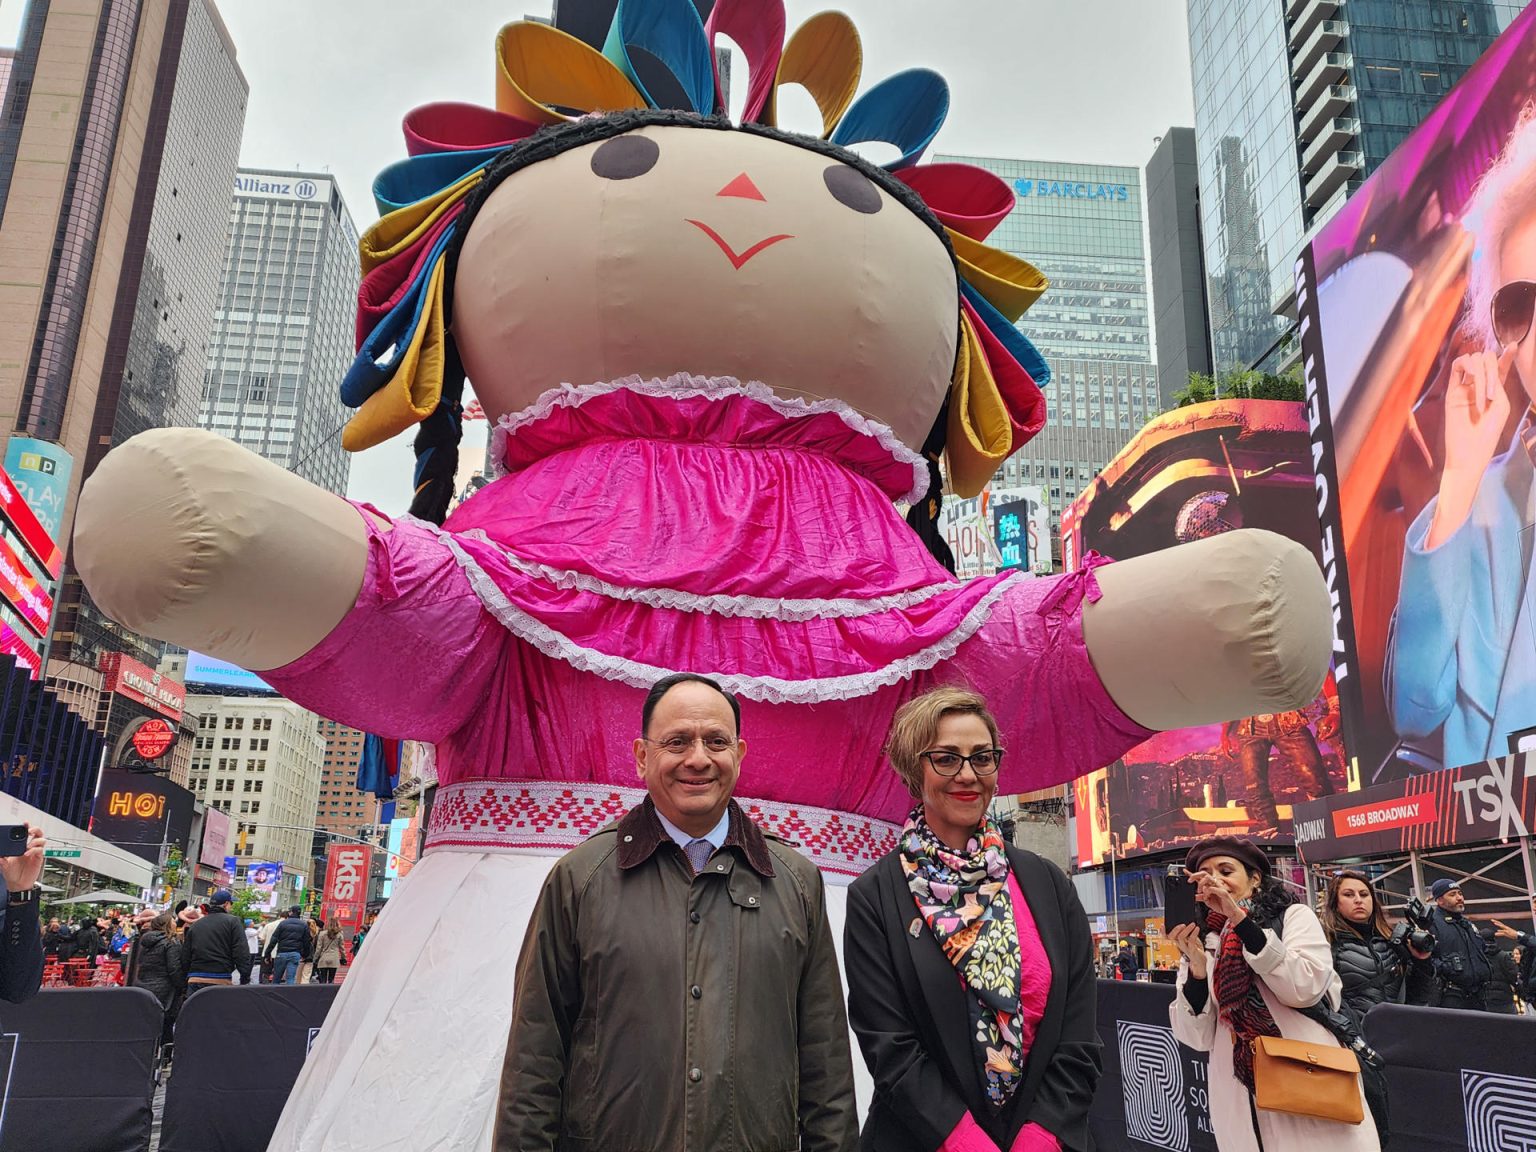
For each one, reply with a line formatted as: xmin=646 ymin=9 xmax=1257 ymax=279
xmin=39 ymin=892 xmax=367 ymax=1069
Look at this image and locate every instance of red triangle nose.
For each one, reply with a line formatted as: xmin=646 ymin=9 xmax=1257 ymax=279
xmin=717 ymin=172 xmax=766 ymax=201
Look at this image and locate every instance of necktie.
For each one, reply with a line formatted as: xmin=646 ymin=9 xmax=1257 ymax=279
xmin=684 ymin=838 xmax=714 ymax=874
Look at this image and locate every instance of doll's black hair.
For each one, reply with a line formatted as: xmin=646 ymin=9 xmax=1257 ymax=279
xmin=411 ymin=108 xmax=962 ymax=571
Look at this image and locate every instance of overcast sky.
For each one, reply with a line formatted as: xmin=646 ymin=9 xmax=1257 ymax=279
xmin=3 ymin=0 xmax=1195 ymax=514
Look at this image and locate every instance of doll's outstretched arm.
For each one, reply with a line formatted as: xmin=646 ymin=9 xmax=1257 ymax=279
xmin=1082 ymin=528 xmax=1331 ymax=731
xmin=73 ymin=429 xmax=505 ymax=741
xmin=74 ymin=428 xmax=368 ymax=670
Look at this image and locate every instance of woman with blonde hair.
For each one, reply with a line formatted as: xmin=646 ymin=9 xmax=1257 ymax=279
xmin=845 ymin=686 xmax=1098 ymax=1152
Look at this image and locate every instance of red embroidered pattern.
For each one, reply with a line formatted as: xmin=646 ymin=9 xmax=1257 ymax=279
xmin=424 ymin=779 xmax=899 ymax=880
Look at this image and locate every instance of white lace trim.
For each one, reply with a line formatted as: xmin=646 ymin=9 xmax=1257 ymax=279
xmin=439 ymin=525 xmax=959 ymax=621
xmin=423 ymin=520 xmax=1023 ymax=704
xmin=484 ymin=372 xmax=930 ymax=506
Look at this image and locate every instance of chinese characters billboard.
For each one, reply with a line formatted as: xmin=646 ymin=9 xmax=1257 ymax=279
xmin=1063 ymin=400 xmax=1349 ymax=865
xmin=1294 ymin=5 xmax=1536 ymax=784
xmin=941 ymin=485 xmax=1050 ymax=579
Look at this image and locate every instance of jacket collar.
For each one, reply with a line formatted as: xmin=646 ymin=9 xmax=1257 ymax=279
xmin=616 ymin=797 xmax=776 ymax=878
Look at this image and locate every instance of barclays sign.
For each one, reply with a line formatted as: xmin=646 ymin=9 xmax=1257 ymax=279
xmin=1014 ymin=178 xmax=1129 ymax=202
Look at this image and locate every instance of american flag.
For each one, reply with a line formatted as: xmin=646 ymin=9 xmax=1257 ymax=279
xmin=463 ymin=399 xmax=485 ymax=422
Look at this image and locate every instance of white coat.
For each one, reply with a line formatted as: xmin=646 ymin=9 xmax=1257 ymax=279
xmin=1171 ymin=903 xmax=1380 ymax=1152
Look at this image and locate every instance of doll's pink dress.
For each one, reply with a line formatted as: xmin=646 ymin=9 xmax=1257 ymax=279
xmin=260 ymin=374 xmax=1150 ymax=1152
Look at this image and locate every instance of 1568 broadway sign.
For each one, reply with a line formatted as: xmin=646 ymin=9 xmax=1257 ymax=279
xmin=1294 ymin=752 xmax=1536 ymax=862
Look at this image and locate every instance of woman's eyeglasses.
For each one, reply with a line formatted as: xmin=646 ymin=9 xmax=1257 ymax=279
xmin=1491 ymin=278 xmax=1536 ymax=346
xmin=920 ymin=749 xmax=1004 ymax=777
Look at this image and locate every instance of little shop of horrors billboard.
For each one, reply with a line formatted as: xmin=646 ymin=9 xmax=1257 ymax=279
xmin=1064 ymin=399 xmax=1350 ymax=867
xmin=1294 ymin=4 xmax=1536 ymax=787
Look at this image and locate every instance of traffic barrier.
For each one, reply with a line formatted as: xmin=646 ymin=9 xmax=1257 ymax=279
xmin=4 ymin=981 xmax=1531 ymax=1151
xmin=0 ymin=986 xmax=161 ymax=1152
xmin=160 ymin=983 xmax=339 ymax=1152
xmin=1089 ymin=980 xmax=1536 ymax=1151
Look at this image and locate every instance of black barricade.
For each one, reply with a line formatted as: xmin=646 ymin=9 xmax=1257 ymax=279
xmin=1364 ymin=1003 xmax=1536 ymax=1151
xmin=160 ymin=984 xmax=340 ymax=1152
xmin=0 ymin=987 xmax=161 ymax=1152
xmin=1092 ymin=980 xmax=1216 ymax=1152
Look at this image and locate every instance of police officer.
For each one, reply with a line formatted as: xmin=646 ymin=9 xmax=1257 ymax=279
xmin=1427 ymin=880 xmax=1493 ymax=1010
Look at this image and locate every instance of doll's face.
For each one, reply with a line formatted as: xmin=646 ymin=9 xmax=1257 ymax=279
xmin=452 ymin=125 xmax=959 ymax=449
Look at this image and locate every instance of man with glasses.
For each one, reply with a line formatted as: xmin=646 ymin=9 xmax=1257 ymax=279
xmin=497 ymin=672 xmax=857 ymax=1152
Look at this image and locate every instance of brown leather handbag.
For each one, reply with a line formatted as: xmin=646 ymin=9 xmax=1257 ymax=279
xmin=1251 ymin=1035 xmax=1365 ymax=1124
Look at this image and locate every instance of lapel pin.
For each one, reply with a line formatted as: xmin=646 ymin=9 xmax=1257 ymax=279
xmin=908 ymin=917 xmax=922 ymax=938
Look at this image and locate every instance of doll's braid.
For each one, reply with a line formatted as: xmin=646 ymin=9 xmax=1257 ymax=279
xmin=406 ymin=339 xmax=467 ymax=525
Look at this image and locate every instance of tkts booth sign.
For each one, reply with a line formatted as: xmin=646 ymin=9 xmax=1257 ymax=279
xmin=1293 ymin=753 xmax=1536 ymax=863
xmin=322 ymin=844 xmax=371 ymax=937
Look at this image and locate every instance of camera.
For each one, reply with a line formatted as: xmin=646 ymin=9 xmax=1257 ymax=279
xmin=1389 ymin=895 xmax=1436 ymax=959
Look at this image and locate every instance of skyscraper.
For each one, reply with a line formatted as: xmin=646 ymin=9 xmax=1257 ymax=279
xmin=0 ymin=0 xmax=247 ymax=672
xmin=935 ymin=154 xmax=1160 ymax=526
xmin=200 ymin=170 xmax=360 ymax=497
xmin=1190 ymin=0 xmax=1528 ymax=372
xmin=1146 ymin=128 xmax=1212 ymax=406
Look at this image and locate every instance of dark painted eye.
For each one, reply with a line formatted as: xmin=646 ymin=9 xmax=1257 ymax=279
xmin=823 ymin=164 xmax=882 ymax=214
xmin=591 ymin=135 xmax=659 ymax=180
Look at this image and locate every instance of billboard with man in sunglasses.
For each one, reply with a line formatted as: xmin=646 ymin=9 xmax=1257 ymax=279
xmin=1296 ymin=6 xmax=1536 ymax=785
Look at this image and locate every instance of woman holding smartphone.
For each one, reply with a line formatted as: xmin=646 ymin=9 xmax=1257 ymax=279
xmin=1166 ymin=836 xmax=1377 ymax=1152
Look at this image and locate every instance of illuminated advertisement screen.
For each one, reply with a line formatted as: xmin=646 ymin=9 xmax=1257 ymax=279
xmin=1294 ymin=5 xmax=1536 ymax=784
xmin=1063 ymin=400 xmax=1349 ymax=866
xmin=183 ymin=651 xmax=276 ymax=694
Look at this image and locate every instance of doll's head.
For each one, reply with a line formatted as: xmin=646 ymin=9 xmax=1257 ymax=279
xmin=450 ymin=111 xmax=959 ymax=453
xmin=341 ymin=1 xmax=1052 ymax=525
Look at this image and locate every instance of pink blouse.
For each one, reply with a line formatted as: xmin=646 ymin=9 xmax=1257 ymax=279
xmin=938 ymin=872 xmax=1061 ymax=1152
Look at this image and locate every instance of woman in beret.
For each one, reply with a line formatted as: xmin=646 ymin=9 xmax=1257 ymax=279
xmin=1167 ymin=836 xmax=1378 ymax=1152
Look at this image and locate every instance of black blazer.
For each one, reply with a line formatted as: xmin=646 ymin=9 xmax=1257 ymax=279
xmin=0 ymin=901 xmax=43 ymax=1004
xmin=844 ymin=846 xmax=1100 ymax=1152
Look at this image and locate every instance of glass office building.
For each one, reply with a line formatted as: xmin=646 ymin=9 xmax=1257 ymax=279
xmin=1190 ymin=0 xmax=1529 ymax=372
xmin=936 ymin=155 xmax=1159 ymax=534
xmin=200 ymin=171 xmax=360 ymax=498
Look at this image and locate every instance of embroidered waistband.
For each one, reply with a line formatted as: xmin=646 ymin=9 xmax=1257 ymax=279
xmin=423 ymin=779 xmax=900 ymax=883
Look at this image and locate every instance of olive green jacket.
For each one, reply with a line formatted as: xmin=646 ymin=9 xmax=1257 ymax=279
xmin=496 ymin=798 xmax=858 ymax=1152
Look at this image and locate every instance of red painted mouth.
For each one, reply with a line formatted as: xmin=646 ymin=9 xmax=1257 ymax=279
xmin=685 ymin=218 xmax=794 ymax=270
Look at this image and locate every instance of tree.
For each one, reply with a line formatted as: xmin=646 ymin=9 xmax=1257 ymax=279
xmin=231 ymin=887 xmax=269 ymax=923
xmin=1173 ymin=366 xmax=1304 ymax=407
xmin=159 ymin=845 xmax=186 ymax=902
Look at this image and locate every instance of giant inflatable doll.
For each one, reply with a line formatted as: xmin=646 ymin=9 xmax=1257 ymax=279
xmin=73 ymin=4 xmax=1330 ymax=1148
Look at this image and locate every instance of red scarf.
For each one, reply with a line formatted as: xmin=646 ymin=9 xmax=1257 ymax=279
xmin=1207 ymin=909 xmax=1281 ymax=1090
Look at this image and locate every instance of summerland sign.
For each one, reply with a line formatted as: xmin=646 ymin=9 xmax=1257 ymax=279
xmin=1293 ymin=752 xmax=1536 ymax=863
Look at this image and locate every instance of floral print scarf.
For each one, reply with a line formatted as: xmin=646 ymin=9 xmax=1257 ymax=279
xmin=899 ymin=805 xmax=1023 ymax=1106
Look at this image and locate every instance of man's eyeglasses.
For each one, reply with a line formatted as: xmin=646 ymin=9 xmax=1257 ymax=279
xmin=921 ymin=749 xmax=1004 ymax=777
xmin=642 ymin=735 xmax=738 ymax=756
xmin=1492 ymin=279 xmax=1536 ymax=346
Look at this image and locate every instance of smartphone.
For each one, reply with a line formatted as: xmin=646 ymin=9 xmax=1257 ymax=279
xmin=1163 ymin=865 xmax=1204 ymax=934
